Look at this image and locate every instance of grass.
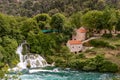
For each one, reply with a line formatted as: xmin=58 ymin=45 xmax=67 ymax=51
xmin=99 ymin=37 xmax=120 ymax=46
xmin=82 ymin=37 xmax=120 ymax=72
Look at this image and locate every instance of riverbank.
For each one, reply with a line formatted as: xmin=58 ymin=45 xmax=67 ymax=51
xmin=5 ymin=68 xmax=120 ymax=80
xmin=45 ymin=37 xmax=120 ymax=73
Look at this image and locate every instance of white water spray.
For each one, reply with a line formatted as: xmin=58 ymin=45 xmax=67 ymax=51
xmin=16 ymin=42 xmax=26 ymax=69
xmin=12 ymin=42 xmax=49 ymax=71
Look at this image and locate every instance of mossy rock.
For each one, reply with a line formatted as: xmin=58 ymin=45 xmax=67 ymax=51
xmin=27 ymin=63 xmax=31 ymax=68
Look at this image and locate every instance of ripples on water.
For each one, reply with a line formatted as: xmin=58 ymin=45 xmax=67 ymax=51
xmin=17 ymin=68 xmax=120 ymax=80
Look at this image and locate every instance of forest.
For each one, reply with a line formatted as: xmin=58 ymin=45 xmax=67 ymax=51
xmin=0 ymin=0 xmax=120 ymax=78
xmin=0 ymin=0 xmax=120 ymax=17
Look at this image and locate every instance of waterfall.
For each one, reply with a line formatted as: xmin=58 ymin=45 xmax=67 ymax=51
xmin=16 ymin=43 xmax=26 ymax=69
xmin=12 ymin=42 xmax=49 ymax=71
xmin=16 ymin=43 xmax=24 ymax=63
xmin=24 ymin=54 xmax=48 ymax=68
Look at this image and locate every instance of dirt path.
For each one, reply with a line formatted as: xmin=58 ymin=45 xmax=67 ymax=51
xmin=82 ymin=37 xmax=100 ymax=44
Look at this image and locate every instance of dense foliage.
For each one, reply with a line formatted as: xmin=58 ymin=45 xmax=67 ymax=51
xmin=89 ymin=39 xmax=116 ymax=49
xmin=1 ymin=0 xmax=120 ymax=77
xmin=67 ymin=55 xmax=118 ymax=72
xmin=1 ymin=0 xmax=120 ymax=17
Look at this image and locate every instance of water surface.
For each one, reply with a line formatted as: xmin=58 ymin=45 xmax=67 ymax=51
xmin=18 ymin=69 xmax=120 ymax=80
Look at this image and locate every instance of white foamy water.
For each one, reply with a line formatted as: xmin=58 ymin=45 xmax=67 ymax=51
xmin=11 ymin=42 xmax=49 ymax=71
xmin=16 ymin=43 xmax=27 ymax=69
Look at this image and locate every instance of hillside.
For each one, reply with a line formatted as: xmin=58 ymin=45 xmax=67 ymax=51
xmin=0 ymin=0 xmax=120 ymax=79
xmin=0 ymin=0 xmax=120 ymax=17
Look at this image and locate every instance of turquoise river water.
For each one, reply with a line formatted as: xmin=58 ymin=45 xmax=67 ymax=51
xmin=9 ymin=68 xmax=120 ymax=80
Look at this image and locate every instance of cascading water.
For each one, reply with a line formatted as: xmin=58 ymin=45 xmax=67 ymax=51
xmin=16 ymin=42 xmax=26 ymax=69
xmin=12 ymin=42 xmax=49 ymax=71
xmin=24 ymin=54 xmax=48 ymax=68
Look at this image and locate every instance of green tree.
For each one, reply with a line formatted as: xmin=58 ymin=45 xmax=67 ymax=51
xmin=22 ymin=0 xmax=33 ymax=10
xmin=27 ymin=32 xmax=56 ymax=55
xmin=82 ymin=10 xmax=103 ymax=30
xmin=0 ymin=13 xmax=10 ymax=36
xmin=21 ymin=18 xmax=40 ymax=38
xmin=99 ymin=61 xmax=118 ymax=72
xmin=82 ymin=10 xmax=103 ymax=37
xmin=50 ymin=13 xmax=66 ymax=32
xmin=115 ymin=10 xmax=120 ymax=32
xmin=70 ymin=12 xmax=83 ymax=28
xmin=102 ymin=8 xmax=118 ymax=33
xmin=34 ymin=13 xmax=51 ymax=29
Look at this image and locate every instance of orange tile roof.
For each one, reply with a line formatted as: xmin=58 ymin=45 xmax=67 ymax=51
xmin=68 ymin=40 xmax=82 ymax=45
xmin=77 ymin=27 xmax=86 ymax=33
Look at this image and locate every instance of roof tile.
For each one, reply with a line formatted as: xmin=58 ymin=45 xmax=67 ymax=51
xmin=68 ymin=40 xmax=82 ymax=45
xmin=77 ymin=27 xmax=86 ymax=33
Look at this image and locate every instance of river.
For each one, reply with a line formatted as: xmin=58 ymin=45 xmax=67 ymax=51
xmin=8 ymin=43 xmax=120 ymax=80
xmin=8 ymin=68 xmax=120 ymax=80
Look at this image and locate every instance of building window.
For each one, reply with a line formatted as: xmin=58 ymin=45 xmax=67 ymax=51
xmin=72 ymin=46 xmax=74 ymax=48
xmin=75 ymin=52 xmax=77 ymax=54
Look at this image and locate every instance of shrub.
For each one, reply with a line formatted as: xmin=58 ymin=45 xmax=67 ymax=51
xmin=99 ymin=61 xmax=118 ymax=72
xmin=102 ymin=33 xmax=113 ymax=38
xmin=10 ymin=59 xmax=18 ymax=68
xmin=77 ymin=53 xmax=85 ymax=59
xmin=55 ymin=57 xmax=66 ymax=67
xmin=83 ymin=58 xmax=97 ymax=71
xmin=89 ymin=39 xmax=109 ymax=47
xmin=67 ymin=60 xmax=85 ymax=69
xmin=89 ymin=39 xmax=116 ymax=49
xmin=107 ymin=45 xmax=116 ymax=49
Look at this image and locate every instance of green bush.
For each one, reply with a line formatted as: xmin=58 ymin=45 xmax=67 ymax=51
xmin=89 ymin=39 xmax=109 ymax=47
xmin=99 ymin=61 xmax=119 ymax=72
xmin=45 ymin=56 xmax=56 ymax=64
xmin=83 ymin=58 xmax=97 ymax=71
xmin=102 ymin=33 xmax=113 ymax=38
xmin=67 ymin=60 xmax=85 ymax=69
xmin=10 ymin=59 xmax=19 ymax=68
xmin=107 ymin=45 xmax=116 ymax=49
xmin=76 ymin=53 xmax=85 ymax=59
xmin=89 ymin=39 xmax=116 ymax=49
xmin=55 ymin=57 xmax=66 ymax=67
